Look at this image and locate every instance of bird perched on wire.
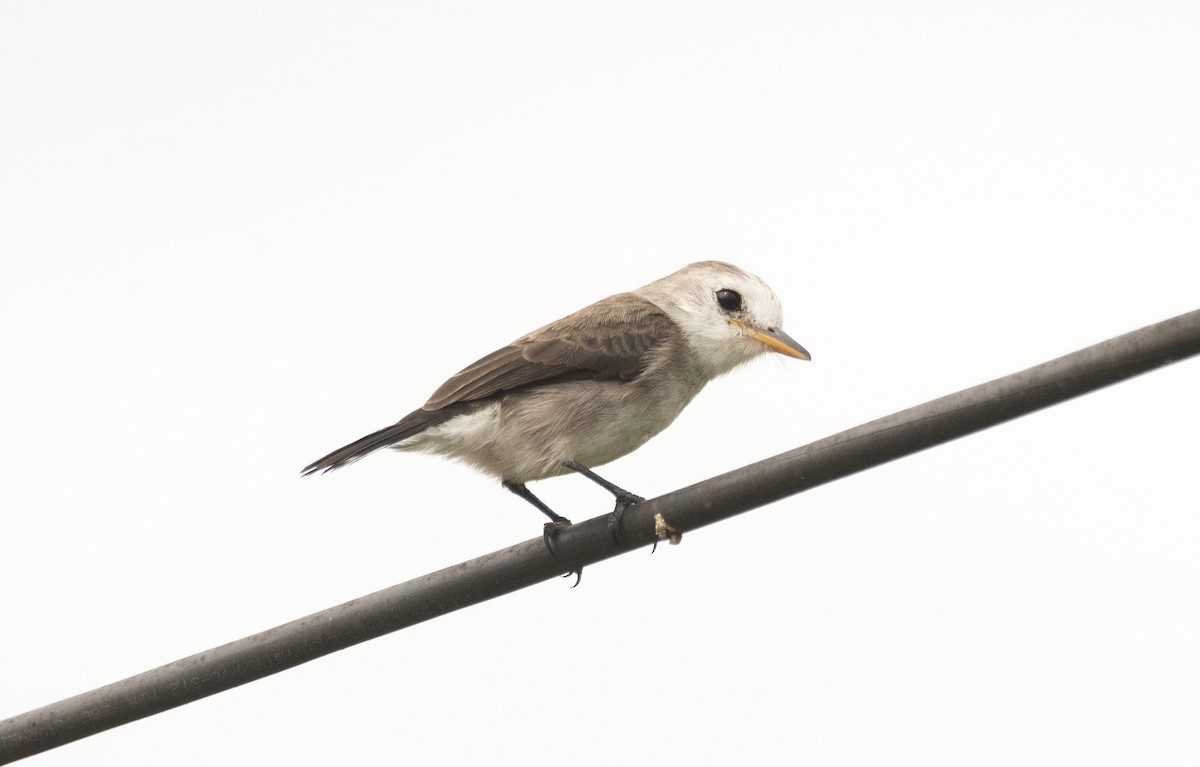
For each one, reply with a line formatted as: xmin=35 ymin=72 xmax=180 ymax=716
xmin=302 ymin=261 xmax=809 ymax=541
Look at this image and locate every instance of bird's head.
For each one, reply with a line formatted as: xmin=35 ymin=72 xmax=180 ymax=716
xmin=640 ymin=261 xmax=810 ymax=380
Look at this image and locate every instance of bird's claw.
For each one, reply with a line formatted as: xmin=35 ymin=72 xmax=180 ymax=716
xmin=542 ymin=518 xmax=572 ymax=556
xmin=615 ymin=491 xmax=646 ymax=507
xmin=607 ymin=493 xmax=645 ymax=545
xmin=540 ymin=522 xmax=583 ymax=586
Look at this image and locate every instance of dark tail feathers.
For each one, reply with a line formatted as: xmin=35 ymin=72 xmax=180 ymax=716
xmin=301 ymin=408 xmax=452 ymax=475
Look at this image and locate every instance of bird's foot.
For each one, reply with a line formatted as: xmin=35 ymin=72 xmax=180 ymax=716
xmin=614 ymin=490 xmax=646 ymax=507
xmin=542 ymin=517 xmax=573 ymax=556
xmin=540 ymin=520 xmax=583 ymax=586
xmin=607 ymin=492 xmax=646 ymax=545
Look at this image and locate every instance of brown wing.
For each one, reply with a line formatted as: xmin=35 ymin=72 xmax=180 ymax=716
xmin=423 ymin=292 xmax=678 ymax=410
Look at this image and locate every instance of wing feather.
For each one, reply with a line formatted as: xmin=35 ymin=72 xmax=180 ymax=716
xmin=423 ymin=293 xmax=677 ymax=410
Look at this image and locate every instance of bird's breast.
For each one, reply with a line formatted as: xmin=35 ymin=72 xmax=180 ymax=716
xmin=400 ymin=374 xmax=705 ymax=484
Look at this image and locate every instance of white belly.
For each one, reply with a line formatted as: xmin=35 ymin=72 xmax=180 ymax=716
xmin=395 ymin=376 xmax=704 ymax=483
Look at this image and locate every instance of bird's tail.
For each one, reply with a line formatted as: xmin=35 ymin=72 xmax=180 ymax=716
xmin=301 ymin=408 xmax=450 ymax=475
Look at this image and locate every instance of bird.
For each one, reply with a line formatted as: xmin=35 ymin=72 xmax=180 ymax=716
xmin=302 ymin=261 xmax=809 ymax=541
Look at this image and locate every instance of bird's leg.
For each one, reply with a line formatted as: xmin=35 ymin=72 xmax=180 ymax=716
xmin=563 ymin=460 xmax=645 ymax=505
xmin=504 ymin=480 xmax=572 ymax=525
xmin=503 ymin=481 xmax=573 ymax=558
xmin=563 ymin=460 xmax=645 ymax=543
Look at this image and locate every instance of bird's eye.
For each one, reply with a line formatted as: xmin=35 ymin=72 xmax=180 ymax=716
xmin=716 ymin=289 xmax=742 ymax=312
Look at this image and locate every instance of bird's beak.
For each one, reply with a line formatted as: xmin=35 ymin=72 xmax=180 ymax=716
xmin=730 ymin=318 xmax=811 ymax=361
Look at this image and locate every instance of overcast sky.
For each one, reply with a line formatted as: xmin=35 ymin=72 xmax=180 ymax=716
xmin=3 ymin=2 xmax=1199 ymax=765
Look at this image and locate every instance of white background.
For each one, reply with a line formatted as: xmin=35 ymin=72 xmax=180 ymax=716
xmin=3 ymin=2 xmax=1198 ymax=765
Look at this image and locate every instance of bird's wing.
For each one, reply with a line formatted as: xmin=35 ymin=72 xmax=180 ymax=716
xmin=423 ymin=292 xmax=678 ymax=410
